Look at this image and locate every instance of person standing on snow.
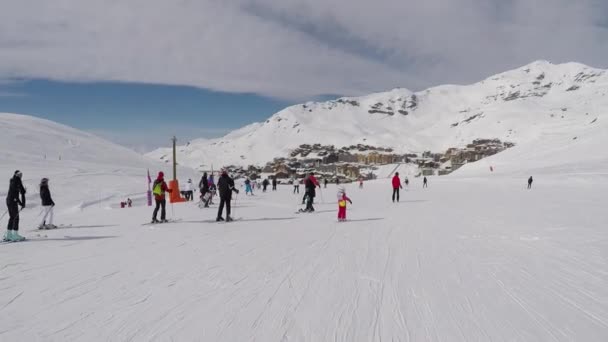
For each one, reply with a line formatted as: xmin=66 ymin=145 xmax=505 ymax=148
xmin=292 ymin=177 xmax=300 ymax=194
xmin=359 ymin=178 xmax=364 ymax=189
xmin=185 ymin=179 xmax=195 ymax=201
xmin=244 ymin=178 xmax=253 ymax=195
xmin=39 ymin=178 xmax=56 ymax=229
xmin=337 ymin=186 xmax=353 ymax=222
xmin=528 ymin=176 xmax=533 ymax=189
xmin=423 ymin=177 xmax=428 ymax=188
xmin=217 ymin=170 xmax=239 ymax=222
xmin=152 ymin=171 xmax=172 ymax=223
xmin=324 ymin=178 xmax=328 ymax=188
xmin=392 ymin=172 xmax=403 ymax=202
xmin=4 ymin=170 xmax=27 ymax=241
xmin=262 ymin=178 xmax=269 ymax=192
xmin=272 ymin=177 xmax=277 ymax=191
xmin=199 ymin=172 xmax=209 ymax=203
xmin=303 ymin=172 xmax=320 ymax=212
xmin=404 ymin=177 xmax=409 ymax=188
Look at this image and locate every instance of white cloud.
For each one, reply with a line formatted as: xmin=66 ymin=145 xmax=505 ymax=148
xmin=1 ymin=0 xmax=607 ymax=99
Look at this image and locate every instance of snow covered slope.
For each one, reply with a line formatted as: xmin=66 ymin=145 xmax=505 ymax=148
xmin=0 ymin=113 xmax=195 ymax=211
xmin=147 ymin=60 xmax=608 ymax=173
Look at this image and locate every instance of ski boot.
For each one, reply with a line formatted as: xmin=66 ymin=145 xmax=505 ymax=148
xmin=10 ymin=231 xmax=26 ymax=242
xmin=2 ymin=230 xmax=12 ymax=242
xmin=161 ymin=219 xmax=169 ymax=223
xmin=151 ymin=218 xmax=160 ymax=224
xmin=216 ymin=216 xmax=225 ymax=222
xmin=47 ymin=224 xmax=57 ymax=229
xmin=226 ymin=216 xmax=233 ymax=222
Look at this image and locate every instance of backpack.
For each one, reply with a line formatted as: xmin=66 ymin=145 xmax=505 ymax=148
xmin=153 ymin=181 xmax=163 ymax=196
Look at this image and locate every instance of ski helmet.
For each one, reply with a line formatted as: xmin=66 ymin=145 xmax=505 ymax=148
xmin=14 ymin=170 xmax=22 ymax=178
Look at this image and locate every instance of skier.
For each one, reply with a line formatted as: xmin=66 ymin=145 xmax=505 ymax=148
xmin=337 ymin=186 xmax=353 ymax=222
xmin=127 ymin=198 xmax=132 ymax=207
xmin=199 ymin=172 xmax=209 ymax=201
xmin=404 ymin=177 xmax=409 ymax=188
xmin=423 ymin=176 xmax=428 ymax=188
xmin=336 ymin=178 xmax=340 ymax=185
xmin=302 ymin=172 xmax=320 ymax=212
xmin=359 ymin=177 xmax=364 ymax=189
xmin=208 ymin=183 xmax=217 ymax=205
xmin=217 ymin=170 xmax=239 ymax=222
xmin=528 ymin=176 xmax=533 ymax=189
xmin=152 ymin=171 xmax=172 ymax=223
xmin=262 ymin=178 xmax=269 ymax=192
xmin=272 ymin=177 xmax=277 ymax=191
xmin=188 ymin=179 xmax=195 ymax=201
xmin=39 ymin=178 xmax=56 ymax=229
xmin=244 ymin=178 xmax=253 ymax=195
xmin=4 ymin=170 xmax=27 ymax=242
xmin=324 ymin=178 xmax=328 ymax=188
xmin=392 ymin=172 xmax=402 ymax=202
xmin=292 ymin=177 xmax=300 ymax=194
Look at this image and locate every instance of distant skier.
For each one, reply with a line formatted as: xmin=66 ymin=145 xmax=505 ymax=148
xmin=217 ymin=170 xmax=239 ymax=222
xmin=292 ymin=177 xmax=300 ymax=194
xmin=392 ymin=172 xmax=403 ymax=202
xmin=262 ymin=178 xmax=269 ymax=192
xmin=336 ymin=178 xmax=340 ymax=185
xmin=4 ymin=170 xmax=26 ymax=242
xmin=324 ymin=178 xmax=328 ymax=188
xmin=337 ymin=186 xmax=352 ymax=222
xmin=185 ymin=179 xmax=194 ymax=201
xmin=404 ymin=177 xmax=409 ymax=188
xmin=244 ymin=178 xmax=253 ymax=195
xmin=272 ymin=177 xmax=277 ymax=191
xmin=127 ymin=198 xmax=132 ymax=207
xmin=359 ymin=178 xmax=364 ymax=189
xmin=152 ymin=171 xmax=172 ymax=223
xmin=39 ymin=177 xmax=56 ymax=229
xmin=302 ymin=172 xmax=320 ymax=212
xmin=528 ymin=176 xmax=533 ymax=189
xmin=423 ymin=177 xmax=428 ymax=188
xmin=199 ymin=172 xmax=210 ymax=206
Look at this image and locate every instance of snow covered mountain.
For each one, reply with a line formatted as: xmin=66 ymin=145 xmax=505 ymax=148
xmin=0 ymin=113 xmax=194 ymax=211
xmin=147 ymin=60 xmax=608 ymax=174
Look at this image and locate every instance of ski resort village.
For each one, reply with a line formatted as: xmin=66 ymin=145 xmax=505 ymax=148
xmin=1 ymin=2 xmax=608 ymax=341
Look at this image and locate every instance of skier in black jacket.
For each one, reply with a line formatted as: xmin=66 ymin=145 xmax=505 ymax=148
xmin=4 ymin=170 xmax=26 ymax=241
xmin=199 ymin=172 xmax=210 ymax=206
xmin=216 ymin=171 xmax=239 ymax=222
xmin=39 ymin=178 xmax=56 ymax=229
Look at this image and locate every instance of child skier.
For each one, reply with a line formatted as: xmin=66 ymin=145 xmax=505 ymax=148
xmin=244 ymin=178 xmax=253 ymax=195
xmin=337 ymin=186 xmax=352 ymax=222
xmin=39 ymin=178 xmax=56 ymax=229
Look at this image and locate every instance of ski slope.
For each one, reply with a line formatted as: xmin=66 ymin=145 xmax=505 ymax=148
xmin=1 ymin=173 xmax=607 ymax=341
xmin=0 ymin=113 xmax=196 ymax=211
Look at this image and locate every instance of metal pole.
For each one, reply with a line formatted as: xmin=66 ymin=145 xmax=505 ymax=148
xmin=172 ymin=136 xmax=177 ymax=181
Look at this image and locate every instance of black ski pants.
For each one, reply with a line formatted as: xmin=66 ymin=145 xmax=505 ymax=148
xmin=392 ymin=188 xmax=400 ymax=202
xmin=153 ymin=199 xmax=166 ymax=221
xmin=217 ymin=196 xmax=232 ymax=219
xmin=293 ymin=185 xmax=299 ymax=194
xmin=6 ymin=201 xmax=20 ymax=231
xmin=305 ymin=192 xmax=315 ymax=211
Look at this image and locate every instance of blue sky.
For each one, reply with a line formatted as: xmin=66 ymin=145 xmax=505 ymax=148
xmin=1 ymin=0 xmax=607 ymax=151
xmin=0 ymin=79 xmax=298 ymax=151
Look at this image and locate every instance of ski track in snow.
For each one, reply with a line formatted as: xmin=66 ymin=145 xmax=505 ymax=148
xmin=1 ymin=177 xmax=607 ymax=341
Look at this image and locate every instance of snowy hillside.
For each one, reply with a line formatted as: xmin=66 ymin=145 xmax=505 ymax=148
xmin=0 ymin=113 xmax=195 ymax=211
xmin=147 ymin=60 xmax=608 ymax=173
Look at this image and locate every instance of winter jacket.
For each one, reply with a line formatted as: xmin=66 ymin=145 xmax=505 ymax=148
xmin=392 ymin=175 xmax=402 ymax=189
xmin=153 ymin=178 xmax=170 ymax=200
xmin=338 ymin=193 xmax=352 ymax=207
xmin=305 ymin=177 xmax=317 ymax=198
xmin=272 ymin=178 xmax=277 ymax=186
xmin=199 ymin=175 xmax=209 ymax=192
xmin=40 ymin=184 xmax=54 ymax=206
xmin=6 ymin=176 xmax=26 ymax=206
xmin=308 ymin=175 xmax=320 ymax=187
xmin=218 ymin=174 xmax=237 ymax=198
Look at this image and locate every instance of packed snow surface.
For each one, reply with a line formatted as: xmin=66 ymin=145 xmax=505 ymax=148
xmin=1 ymin=174 xmax=607 ymax=341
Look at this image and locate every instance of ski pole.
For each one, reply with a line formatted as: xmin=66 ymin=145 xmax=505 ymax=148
xmin=232 ymin=192 xmax=238 ymax=218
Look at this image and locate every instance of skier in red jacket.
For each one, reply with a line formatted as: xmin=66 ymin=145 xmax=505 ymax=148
xmin=392 ymin=172 xmax=403 ymax=202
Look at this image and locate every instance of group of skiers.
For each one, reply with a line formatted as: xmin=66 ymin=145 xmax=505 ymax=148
xmin=3 ymin=170 xmax=56 ymax=242
xmin=3 ymin=168 xmax=537 ymax=242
